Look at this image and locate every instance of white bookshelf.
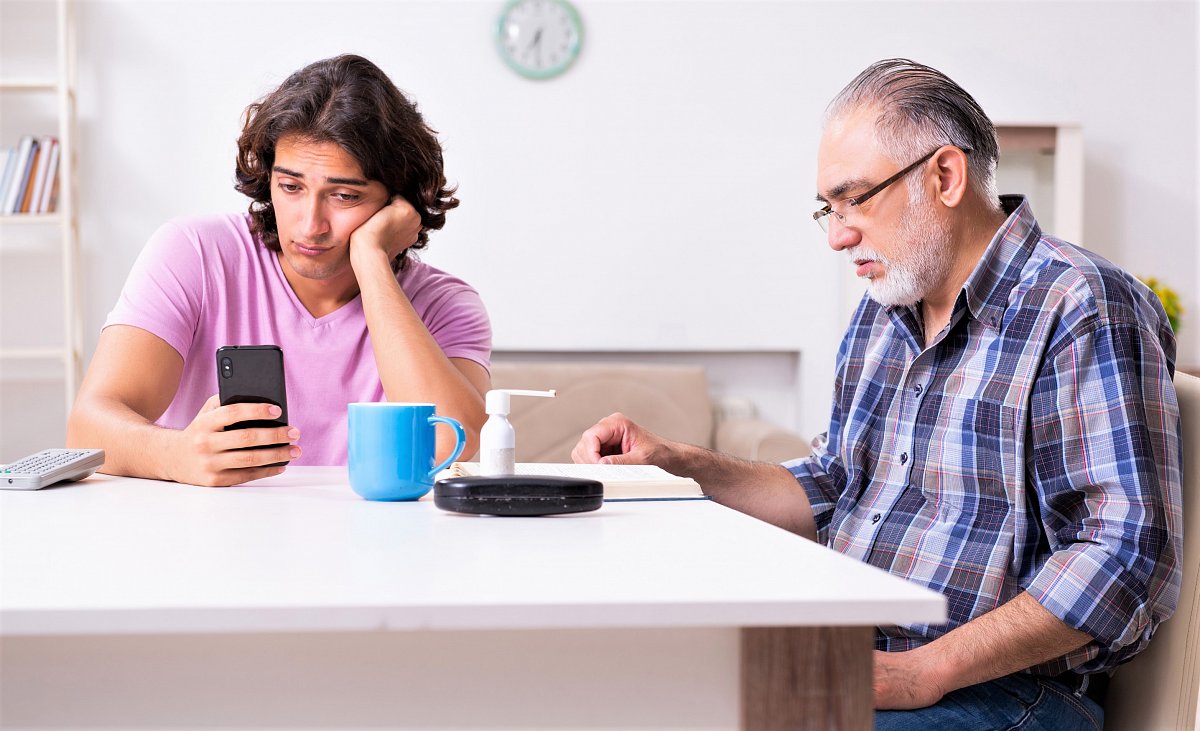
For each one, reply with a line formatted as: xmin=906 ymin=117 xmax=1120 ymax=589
xmin=0 ymin=0 xmax=81 ymax=419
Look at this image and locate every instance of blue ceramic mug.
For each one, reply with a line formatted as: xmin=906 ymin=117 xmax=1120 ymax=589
xmin=347 ymin=403 xmax=466 ymax=501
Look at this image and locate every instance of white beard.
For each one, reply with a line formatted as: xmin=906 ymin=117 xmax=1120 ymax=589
xmin=852 ymin=191 xmax=953 ymax=307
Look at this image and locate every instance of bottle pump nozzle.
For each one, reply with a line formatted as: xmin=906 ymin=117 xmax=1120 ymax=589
xmin=480 ymin=389 xmax=556 ymax=476
xmin=485 ymin=389 xmax=556 ymax=415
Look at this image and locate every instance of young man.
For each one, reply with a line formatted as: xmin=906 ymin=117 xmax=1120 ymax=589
xmin=572 ymin=59 xmax=1181 ymax=730
xmin=68 ymin=55 xmax=491 ymax=486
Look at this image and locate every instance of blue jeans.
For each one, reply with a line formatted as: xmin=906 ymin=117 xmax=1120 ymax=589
xmin=875 ymin=674 xmax=1103 ymax=731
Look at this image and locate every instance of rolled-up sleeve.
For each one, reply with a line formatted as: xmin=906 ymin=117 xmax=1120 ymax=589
xmin=1024 ymin=320 xmax=1182 ymax=671
xmin=784 ymin=336 xmax=852 ymax=546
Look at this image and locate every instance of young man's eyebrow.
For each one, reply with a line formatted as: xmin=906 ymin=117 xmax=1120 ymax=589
xmin=272 ymin=166 xmax=369 ymax=187
xmin=325 ymin=176 xmax=369 ymax=186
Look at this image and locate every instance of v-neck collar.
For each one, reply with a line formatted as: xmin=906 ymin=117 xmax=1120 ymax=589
xmin=268 ymin=250 xmax=365 ymax=328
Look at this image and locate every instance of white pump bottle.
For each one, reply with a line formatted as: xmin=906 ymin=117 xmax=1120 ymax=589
xmin=479 ymin=389 xmax=556 ymax=476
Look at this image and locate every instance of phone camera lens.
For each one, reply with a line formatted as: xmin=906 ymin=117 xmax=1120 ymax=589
xmin=221 ymin=357 xmax=233 ymax=379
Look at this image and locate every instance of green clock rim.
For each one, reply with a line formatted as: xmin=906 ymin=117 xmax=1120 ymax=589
xmin=495 ymin=0 xmax=584 ymax=81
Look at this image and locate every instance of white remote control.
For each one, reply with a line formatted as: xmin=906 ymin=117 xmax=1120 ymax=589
xmin=1 ymin=448 xmax=105 ymax=490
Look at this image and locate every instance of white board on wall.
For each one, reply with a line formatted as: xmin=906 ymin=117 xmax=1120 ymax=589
xmin=407 ymin=2 xmax=833 ymax=353
xmin=51 ymin=0 xmax=1199 ymax=437
xmin=67 ymin=1 xmax=837 ymax=356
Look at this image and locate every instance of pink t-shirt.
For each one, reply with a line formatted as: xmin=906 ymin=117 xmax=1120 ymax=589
xmin=105 ymin=213 xmax=491 ymax=465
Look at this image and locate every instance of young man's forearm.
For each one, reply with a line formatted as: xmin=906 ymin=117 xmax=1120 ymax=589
xmin=354 ymin=249 xmax=486 ymax=459
xmin=67 ymin=398 xmax=180 ymax=480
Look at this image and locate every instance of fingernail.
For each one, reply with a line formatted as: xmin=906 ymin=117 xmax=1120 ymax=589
xmin=269 ymin=405 xmax=282 ymax=417
xmin=288 ymin=428 xmax=300 ymax=440
xmin=290 ymin=446 xmax=301 ymax=458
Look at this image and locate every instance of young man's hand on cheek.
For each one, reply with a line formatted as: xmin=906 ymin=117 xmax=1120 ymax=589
xmin=349 ymin=196 xmax=422 ymax=269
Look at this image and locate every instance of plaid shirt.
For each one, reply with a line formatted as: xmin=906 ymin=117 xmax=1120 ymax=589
xmin=786 ymin=196 xmax=1182 ymax=675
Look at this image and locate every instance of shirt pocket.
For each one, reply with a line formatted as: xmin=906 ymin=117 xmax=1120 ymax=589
xmin=923 ymin=397 xmax=1019 ymax=524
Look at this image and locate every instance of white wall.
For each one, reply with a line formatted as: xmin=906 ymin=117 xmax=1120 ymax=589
xmin=1 ymin=0 xmax=1197 ymax=461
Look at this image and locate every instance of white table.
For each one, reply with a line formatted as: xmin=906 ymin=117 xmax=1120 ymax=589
xmin=0 ymin=467 xmax=945 ymax=729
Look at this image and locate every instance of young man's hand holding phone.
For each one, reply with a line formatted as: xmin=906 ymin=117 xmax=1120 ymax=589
xmin=216 ymin=345 xmax=292 ymax=468
xmin=163 ymin=345 xmax=298 ymax=487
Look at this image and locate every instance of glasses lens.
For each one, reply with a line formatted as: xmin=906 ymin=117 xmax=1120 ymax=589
xmin=816 ymin=207 xmax=835 ymax=234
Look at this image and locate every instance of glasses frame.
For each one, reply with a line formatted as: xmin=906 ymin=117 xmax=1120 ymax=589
xmin=813 ymin=146 xmax=971 ymax=232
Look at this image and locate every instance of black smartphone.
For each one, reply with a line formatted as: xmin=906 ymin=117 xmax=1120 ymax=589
xmin=216 ymin=345 xmax=289 ymax=466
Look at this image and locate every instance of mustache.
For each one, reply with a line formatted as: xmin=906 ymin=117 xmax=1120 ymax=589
xmin=848 ymin=246 xmax=891 ymax=265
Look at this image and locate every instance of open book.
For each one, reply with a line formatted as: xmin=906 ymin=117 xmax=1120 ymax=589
xmin=441 ymin=462 xmax=708 ymax=501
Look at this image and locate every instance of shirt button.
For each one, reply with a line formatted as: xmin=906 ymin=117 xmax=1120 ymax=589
xmin=900 ymin=452 xmax=908 ymax=465
xmin=914 ymin=383 xmax=923 ymax=395
xmin=872 ymin=513 xmax=881 ymax=524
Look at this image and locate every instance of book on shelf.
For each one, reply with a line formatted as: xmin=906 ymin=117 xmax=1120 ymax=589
xmin=2 ymin=136 xmax=35 ymax=215
xmin=36 ymin=138 xmax=60 ymax=213
xmin=19 ymin=139 xmax=44 ymax=213
xmin=440 ymin=462 xmax=709 ymax=501
xmin=42 ymin=167 xmax=60 ymax=214
xmin=28 ymin=136 xmax=57 ymax=214
xmin=0 ymin=135 xmax=60 ymax=216
xmin=0 ymin=149 xmax=15 ymax=209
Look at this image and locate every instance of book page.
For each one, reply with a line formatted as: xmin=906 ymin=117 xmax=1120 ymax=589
xmin=443 ymin=462 xmax=706 ymax=500
xmin=509 ymin=463 xmax=683 ymax=481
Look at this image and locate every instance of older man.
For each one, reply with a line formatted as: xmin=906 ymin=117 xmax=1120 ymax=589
xmin=573 ymin=59 xmax=1181 ymax=730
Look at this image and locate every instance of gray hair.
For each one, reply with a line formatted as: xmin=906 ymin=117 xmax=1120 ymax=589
xmin=825 ymin=58 xmax=1001 ymax=207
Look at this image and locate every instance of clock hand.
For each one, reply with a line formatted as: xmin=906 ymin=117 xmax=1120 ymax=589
xmin=527 ymin=27 xmax=543 ymax=50
xmin=528 ymin=27 xmax=543 ymax=66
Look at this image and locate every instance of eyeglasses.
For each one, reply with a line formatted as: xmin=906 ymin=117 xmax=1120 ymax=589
xmin=812 ymin=146 xmax=970 ymax=233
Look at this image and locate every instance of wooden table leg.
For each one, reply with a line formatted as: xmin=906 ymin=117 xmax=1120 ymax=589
xmin=741 ymin=626 xmax=874 ymax=730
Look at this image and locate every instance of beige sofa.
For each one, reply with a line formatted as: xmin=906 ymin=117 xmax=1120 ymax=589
xmin=486 ymin=360 xmax=810 ymax=464
xmin=1104 ymin=370 xmax=1200 ymax=730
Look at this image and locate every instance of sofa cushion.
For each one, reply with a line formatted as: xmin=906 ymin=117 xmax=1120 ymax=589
xmin=489 ymin=361 xmax=715 ymax=463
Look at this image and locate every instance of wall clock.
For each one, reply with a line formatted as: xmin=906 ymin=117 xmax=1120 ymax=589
xmin=496 ymin=0 xmax=583 ymax=80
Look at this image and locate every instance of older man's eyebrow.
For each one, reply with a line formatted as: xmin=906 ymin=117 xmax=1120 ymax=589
xmin=822 ymin=177 xmax=871 ymax=202
xmin=272 ymin=166 xmax=369 ymax=187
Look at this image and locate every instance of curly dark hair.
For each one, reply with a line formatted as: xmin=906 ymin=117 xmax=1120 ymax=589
xmin=235 ymin=54 xmax=459 ymax=270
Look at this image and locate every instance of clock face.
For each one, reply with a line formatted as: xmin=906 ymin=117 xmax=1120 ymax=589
xmin=496 ymin=0 xmax=583 ymax=80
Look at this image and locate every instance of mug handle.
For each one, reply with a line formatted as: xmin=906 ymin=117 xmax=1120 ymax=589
xmin=427 ymin=415 xmax=467 ymax=478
